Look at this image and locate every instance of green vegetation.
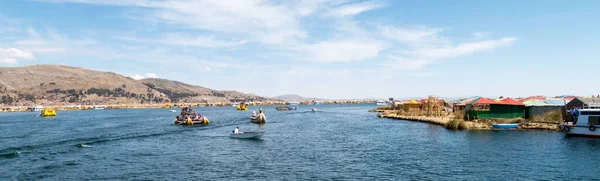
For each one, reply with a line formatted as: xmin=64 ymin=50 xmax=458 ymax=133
xmin=1 ymin=95 xmax=15 ymax=105
xmin=143 ymin=83 xmax=198 ymax=102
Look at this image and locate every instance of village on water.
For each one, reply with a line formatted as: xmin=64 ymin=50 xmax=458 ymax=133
xmin=3 ymin=94 xmax=600 ymax=137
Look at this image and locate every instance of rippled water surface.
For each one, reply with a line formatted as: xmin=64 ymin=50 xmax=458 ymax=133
xmin=1 ymin=104 xmax=600 ymax=180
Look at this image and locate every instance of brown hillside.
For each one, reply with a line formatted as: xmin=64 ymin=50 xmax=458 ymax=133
xmin=0 ymin=65 xmax=156 ymax=95
xmin=139 ymin=78 xmax=268 ymax=103
xmin=0 ymin=65 xmax=268 ymax=105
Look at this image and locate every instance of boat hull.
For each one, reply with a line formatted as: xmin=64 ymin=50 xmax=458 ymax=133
xmin=564 ymin=126 xmax=600 ymax=138
xmin=250 ymin=117 xmax=265 ymax=124
xmin=230 ymin=131 xmax=264 ymax=139
xmin=492 ymin=124 xmax=519 ymax=129
xmin=174 ymin=118 xmax=210 ymax=125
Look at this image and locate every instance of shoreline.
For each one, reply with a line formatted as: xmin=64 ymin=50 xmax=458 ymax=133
xmin=0 ymin=101 xmax=375 ymax=113
xmin=377 ymin=110 xmax=561 ymax=132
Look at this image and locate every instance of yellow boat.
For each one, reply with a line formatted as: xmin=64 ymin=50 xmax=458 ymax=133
xmin=175 ymin=116 xmax=210 ymax=125
xmin=40 ymin=108 xmax=57 ymax=117
xmin=237 ymin=103 xmax=248 ymax=111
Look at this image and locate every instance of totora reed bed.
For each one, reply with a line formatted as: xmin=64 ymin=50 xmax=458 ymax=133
xmin=377 ymin=110 xmax=561 ymax=131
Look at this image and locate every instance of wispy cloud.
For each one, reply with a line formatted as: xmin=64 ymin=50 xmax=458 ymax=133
xmin=118 ymin=33 xmax=248 ymax=48
xmin=379 ymin=26 xmax=446 ymax=46
xmin=385 ymin=37 xmax=518 ymax=70
xmin=301 ymin=39 xmax=388 ymax=62
xmin=327 ymin=0 xmax=386 ymax=17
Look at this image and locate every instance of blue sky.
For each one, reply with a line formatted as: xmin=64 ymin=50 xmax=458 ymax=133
xmin=1 ymin=0 xmax=599 ymax=99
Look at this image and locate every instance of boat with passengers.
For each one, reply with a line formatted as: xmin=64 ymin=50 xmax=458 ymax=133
xmin=174 ymin=106 xmax=210 ymax=125
xmin=563 ymin=105 xmax=600 ymax=137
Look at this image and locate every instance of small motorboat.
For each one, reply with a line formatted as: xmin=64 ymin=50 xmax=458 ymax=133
xmin=492 ymin=123 xmax=519 ymax=129
xmin=312 ymin=108 xmax=317 ymax=112
xmin=93 ymin=105 xmax=107 ymax=110
xmin=230 ymin=130 xmax=264 ymax=139
xmin=169 ymin=110 xmax=177 ymax=113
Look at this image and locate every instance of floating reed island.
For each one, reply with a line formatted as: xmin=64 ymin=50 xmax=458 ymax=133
xmin=371 ymin=96 xmax=578 ymax=132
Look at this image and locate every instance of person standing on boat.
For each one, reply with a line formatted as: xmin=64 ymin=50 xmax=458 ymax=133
xmin=571 ymin=107 xmax=580 ymax=125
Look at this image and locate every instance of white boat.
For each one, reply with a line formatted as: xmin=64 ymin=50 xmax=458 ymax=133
xmin=93 ymin=105 xmax=107 ymax=110
xmin=563 ymin=107 xmax=600 ymax=138
xmin=230 ymin=131 xmax=264 ymax=139
xmin=169 ymin=110 xmax=177 ymax=113
xmin=232 ymin=103 xmax=239 ymax=107
xmin=31 ymin=105 xmax=44 ymax=112
xmin=287 ymin=101 xmax=300 ymax=106
xmin=376 ymin=100 xmax=390 ymax=106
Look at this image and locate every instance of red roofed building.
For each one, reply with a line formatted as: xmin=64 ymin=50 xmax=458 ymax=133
xmin=465 ymin=97 xmax=525 ymax=119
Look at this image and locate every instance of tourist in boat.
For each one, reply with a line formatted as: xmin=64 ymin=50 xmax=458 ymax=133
xmin=234 ymin=126 xmax=240 ymax=134
xmin=252 ymin=111 xmax=257 ymax=118
xmin=191 ymin=111 xmax=197 ymax=120
xmin=175 ymin=116 xmax=180 ymax=122
xmin=258 ymin=109 xmax=267 ymax=122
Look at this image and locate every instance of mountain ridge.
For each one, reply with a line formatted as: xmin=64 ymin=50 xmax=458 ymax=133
xmin=0 ymin=64 xmax=270 ymax=105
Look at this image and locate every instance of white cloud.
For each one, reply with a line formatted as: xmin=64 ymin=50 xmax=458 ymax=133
xmin=53 ymin=0 xmax=307 ymax=45
xmin=145 ymin=73 xmax=158 ymax=78
xmin=379 ymin=26 xmax=446 ymax=45
xmin=119 ymin=33 xmax=248 ymax=48
xmin=0 ymin=47 xmax=36 ymax=63
xmin=327 ymin=0 xmax=386 ymax=17
xmin=409 ymin=37 xmax=518 ymax=60
xmin=386 ymin=37 xmax=518 ymax=70
xmin=131 ymin=74 xmax=145 ymax=80
xmin=129 ymin=73 xmax=159 ymax=80
xmin=302 ymin=39 xmax=388 ymax=62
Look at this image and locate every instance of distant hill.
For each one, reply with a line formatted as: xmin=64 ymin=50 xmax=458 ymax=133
xmin=275 ymin=94 xmax=328 ymax=101
xmin=140 ymin=78 xmax=268 ymax=103
xmin=0 ymin=64 xmax=269 ymax=105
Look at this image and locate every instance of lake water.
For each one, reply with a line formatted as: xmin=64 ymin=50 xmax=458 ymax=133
xmin=1 ymin=104 xmax=599 ymax=180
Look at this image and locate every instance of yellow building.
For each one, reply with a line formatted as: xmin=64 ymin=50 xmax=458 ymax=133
xmin=403 ymin=100 xmax=422 ymax=112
